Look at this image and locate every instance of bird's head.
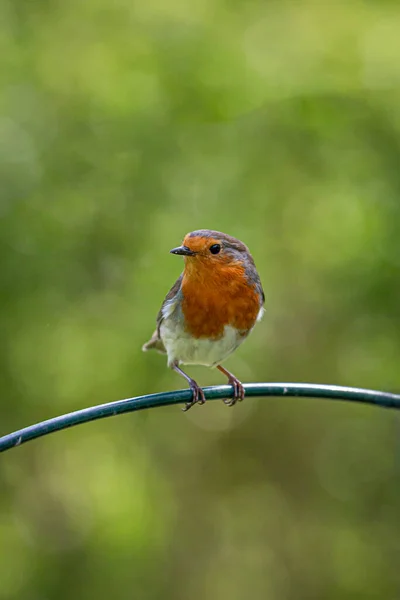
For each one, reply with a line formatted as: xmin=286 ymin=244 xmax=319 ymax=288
xmin=170 ymin=229 xmax=253 ymax=282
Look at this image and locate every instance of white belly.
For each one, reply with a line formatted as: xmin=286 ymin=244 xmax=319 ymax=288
xmin=160 ymin=319 xmax=244 ymax=367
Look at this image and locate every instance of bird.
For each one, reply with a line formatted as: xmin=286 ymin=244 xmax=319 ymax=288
xmin=142 ymin=229 xmax=265 ymax=411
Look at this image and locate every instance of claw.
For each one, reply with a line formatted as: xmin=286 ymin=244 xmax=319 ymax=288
xmin=172 ymin=363 xmax=206 ymax=412
xmin=216 ymin=365 xmax=245 ymax=406
xmin=182 ymin=380 xmax=206 ymax=412
xmin=223 ymin=376 xmax=245 ymax=406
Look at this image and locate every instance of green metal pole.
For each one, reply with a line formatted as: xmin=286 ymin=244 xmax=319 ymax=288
xmin=1 ymin=383 xmax=400 ymax=453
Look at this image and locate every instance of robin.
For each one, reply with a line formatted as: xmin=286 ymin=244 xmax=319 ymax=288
xmin=142 ymin=230 xmax=265 ymax=411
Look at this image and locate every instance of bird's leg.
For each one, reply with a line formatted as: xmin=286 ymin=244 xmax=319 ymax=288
xmin=217 ymin=365 xmax=245 ymax=406
xmin=172 ymin=363 xmax=206 ymax=411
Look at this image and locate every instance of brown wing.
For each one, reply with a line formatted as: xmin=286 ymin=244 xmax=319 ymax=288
xmin=142 ymin=274 xmax=183 ymax=353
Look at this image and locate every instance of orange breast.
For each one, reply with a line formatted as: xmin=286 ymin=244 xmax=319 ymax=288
xmin=181 ymin=262 xmax=260 ymax=339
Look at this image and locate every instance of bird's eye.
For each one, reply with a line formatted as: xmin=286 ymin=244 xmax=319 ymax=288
xmin=209 ymin=244 xmax=221 ymax=255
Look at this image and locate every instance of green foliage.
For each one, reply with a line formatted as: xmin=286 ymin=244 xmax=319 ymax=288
xmin=1 ymin=0 xmax=400 ymax=598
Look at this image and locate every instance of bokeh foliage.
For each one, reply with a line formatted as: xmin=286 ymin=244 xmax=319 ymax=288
xmin=1 ymin=0 xmax=400 ymax=598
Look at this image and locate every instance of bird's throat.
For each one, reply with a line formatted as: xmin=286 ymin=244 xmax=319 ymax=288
xmin=181 ymin=260 xmax=260 ymax=339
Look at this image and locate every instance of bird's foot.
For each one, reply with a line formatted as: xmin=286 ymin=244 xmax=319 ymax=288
xmin=182 ymin=380 xmax=206 ymax=412
xmin=223 ymin=376 xmax=245 ymax=406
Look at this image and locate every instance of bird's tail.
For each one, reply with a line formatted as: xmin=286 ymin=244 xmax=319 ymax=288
xmin=142 ymin=330 xmax=166 ymax=354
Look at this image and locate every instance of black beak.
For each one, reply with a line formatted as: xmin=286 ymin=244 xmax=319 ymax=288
xmin=170 ymin=245 xmax=196 ymax=256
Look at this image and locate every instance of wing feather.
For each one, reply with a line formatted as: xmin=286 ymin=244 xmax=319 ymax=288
xmin=142 ymin=274 xmax=183 ymax=353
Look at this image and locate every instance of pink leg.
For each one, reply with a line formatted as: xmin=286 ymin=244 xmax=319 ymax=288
xmin=173 ymin=363 xmax=206 ymax=411
xmin=217 ymin=365 xmax=245 ymax=406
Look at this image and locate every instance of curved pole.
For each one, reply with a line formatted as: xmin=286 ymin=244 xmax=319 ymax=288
xmin=1 ymin=383 xmax=400 ymax=453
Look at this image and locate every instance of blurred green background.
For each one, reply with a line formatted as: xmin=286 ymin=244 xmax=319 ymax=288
xmin=1 ymin=0 xmax=400 ymax=598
